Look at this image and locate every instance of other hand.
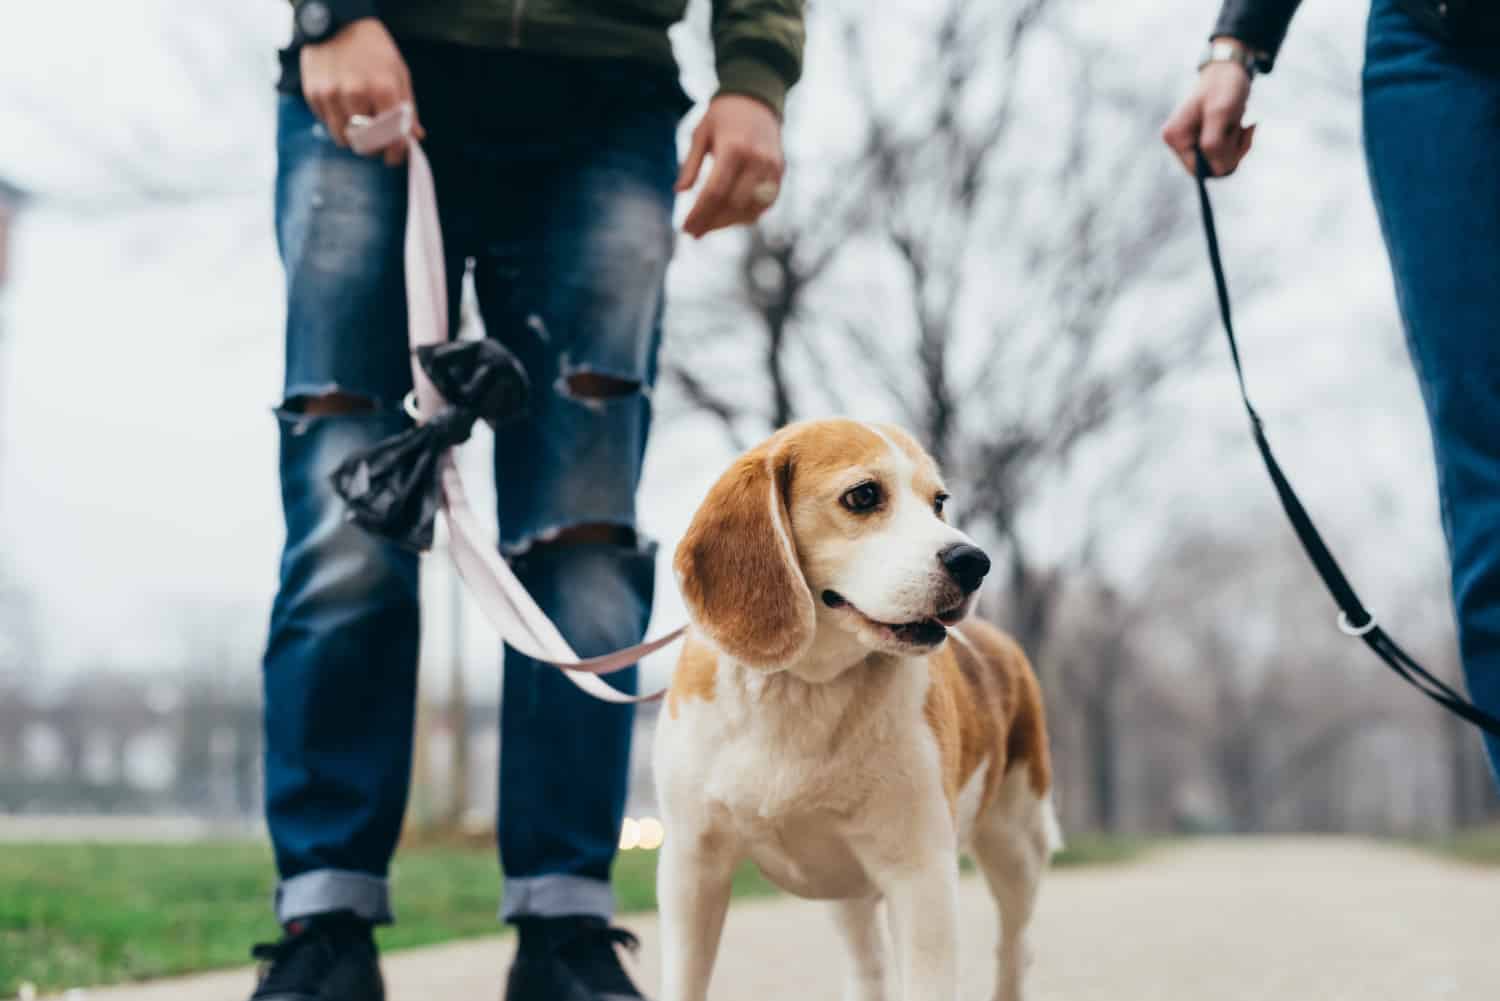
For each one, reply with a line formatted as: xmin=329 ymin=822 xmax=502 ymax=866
xmin=300 ymin=18 xmax=424 ymax=167
xmin=677 ymin=95 xmax=785 ymax=238
xmin=1162 ymin=40 xmax=1257 ymax=178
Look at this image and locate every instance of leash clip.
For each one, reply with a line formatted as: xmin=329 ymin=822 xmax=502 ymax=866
xmin=1337 ymin=611 xmax=1378 ymax=638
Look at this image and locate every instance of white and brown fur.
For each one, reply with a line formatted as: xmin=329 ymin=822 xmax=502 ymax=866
xmin=654 ymin=419 xmax=1061 ymax=1001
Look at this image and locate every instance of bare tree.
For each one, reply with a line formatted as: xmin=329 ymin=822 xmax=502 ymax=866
xmin=1141 ymin=530 xmax=1409 ymax=833
xmin=0 ymin=560 xmax=41 ymax=786
xmin=664 ymin=0 xmax=1210 ymax=668
xmin=1054 ymin=583 xmax=1149 ymax=832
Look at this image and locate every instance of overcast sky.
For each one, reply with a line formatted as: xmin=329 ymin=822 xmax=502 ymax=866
xmin=0 ymin=0 xmax=1452 ymax=695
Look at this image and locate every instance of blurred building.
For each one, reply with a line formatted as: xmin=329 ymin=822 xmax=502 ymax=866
xmin=0 ymin=668 xmax=663 ymax=837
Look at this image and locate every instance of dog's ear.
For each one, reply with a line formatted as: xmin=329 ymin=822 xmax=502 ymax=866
xmin=674 ymin=439 xmax=815 ymax=669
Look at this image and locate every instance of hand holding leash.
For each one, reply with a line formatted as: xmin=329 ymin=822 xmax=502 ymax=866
xmin=300 ymin=18 xmax=424 ymax=164
xmin=1163 ymin=37 xmax=1258 ymax=178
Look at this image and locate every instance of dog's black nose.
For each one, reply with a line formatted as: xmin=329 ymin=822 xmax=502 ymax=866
xmin=939 ymin=543 xmax=991 ymax=593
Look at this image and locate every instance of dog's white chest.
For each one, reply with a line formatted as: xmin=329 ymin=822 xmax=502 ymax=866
xmin=736 ymin=811 xmax=874 ymax=899
xmin=701 ymin=733 xmax=881 ymax=899
xmin=656 ymin=664 xmax=940 ymax=903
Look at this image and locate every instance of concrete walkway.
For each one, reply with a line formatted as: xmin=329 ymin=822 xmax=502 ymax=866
xmin=39 ymin=837 xmax=1500 ymax=1000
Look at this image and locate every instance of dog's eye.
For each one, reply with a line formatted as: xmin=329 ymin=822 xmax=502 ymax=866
xmin=841 ymin=481 xmax=883 ymax=513
xmin=934 ymin=493 xmax=949 ymax=517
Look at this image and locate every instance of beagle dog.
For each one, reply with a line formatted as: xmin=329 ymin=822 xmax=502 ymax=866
xmin=654 ymin=419 xmax=1060 ymax=1001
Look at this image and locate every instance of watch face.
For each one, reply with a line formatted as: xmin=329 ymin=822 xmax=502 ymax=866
xmin=298 ymin=0 xmax=332 ymax=39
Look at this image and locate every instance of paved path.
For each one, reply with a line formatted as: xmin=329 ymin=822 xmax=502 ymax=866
xmin=39 ymin=838 xmax=1500 ymax=1001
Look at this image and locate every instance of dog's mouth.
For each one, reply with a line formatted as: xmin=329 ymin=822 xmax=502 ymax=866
xmin=821 ymin=590 xmax=966 ymax=648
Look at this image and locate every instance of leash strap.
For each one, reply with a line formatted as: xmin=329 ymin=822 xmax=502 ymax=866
xmin=1193 ymin=150 xmax=1500 ymax=737
xmin=351 ymin=106 xmax=679 ymax=704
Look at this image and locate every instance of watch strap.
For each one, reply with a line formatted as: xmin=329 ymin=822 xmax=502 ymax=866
xmin=293 ymin=0 xmax=378 ymax=45
xmin=1198 ymin=39 xmax=1261 ymax=77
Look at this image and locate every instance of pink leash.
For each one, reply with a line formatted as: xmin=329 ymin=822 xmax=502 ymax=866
xmin=349 ymin=105 xmax=680 ymax=704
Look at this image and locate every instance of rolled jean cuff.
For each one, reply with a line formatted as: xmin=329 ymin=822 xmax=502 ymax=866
xmin=276 ymin=869 xmax=393 ymax=925
xmin=501 ymin=874 xmax=614 ymax=922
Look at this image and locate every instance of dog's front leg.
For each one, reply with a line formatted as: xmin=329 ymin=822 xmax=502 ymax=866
xmin=830 ymin=896 xmax=895 ymax=1001
xmin=657 ymin=823 xmax=738 ymax=1001
xmin=877 ymin=851 xmax=960 ymax=1001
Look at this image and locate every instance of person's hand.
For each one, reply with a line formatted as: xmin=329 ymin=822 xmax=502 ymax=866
xmin=1162 ymin=39 xmax=1257 ymax=178
xmin=676 ymin=95 xmax=785 ymax=238
xmin=300 ymin=18 xmax=424 ymax=167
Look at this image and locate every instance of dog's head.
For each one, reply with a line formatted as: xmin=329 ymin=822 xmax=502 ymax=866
xmin=674 ymin=419 xmax=990 ymax=670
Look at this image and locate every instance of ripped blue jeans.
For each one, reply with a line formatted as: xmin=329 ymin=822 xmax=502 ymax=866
xmin=264 ymin=46 xmax=687 ymax=925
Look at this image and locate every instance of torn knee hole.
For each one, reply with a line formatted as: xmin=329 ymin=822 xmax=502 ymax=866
xmin=561 ymin=372 xmax=641 ymax=401
xmin=283 ymin=391 xmax=379 ymax=416
xmin=522 ymin=523 xmax=638 ymax=552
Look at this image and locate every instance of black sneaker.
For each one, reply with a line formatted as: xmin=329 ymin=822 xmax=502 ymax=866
xmin=249 ymin=911 xmax=385 ymax=1001
xmin=505 ymin=916 xmax=649 ymax=1001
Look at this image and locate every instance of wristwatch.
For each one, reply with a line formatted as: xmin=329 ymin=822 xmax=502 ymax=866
xmin=1198 ymin=39 xmax=1262 ymax=78
xmin=293 ymin=0 xmax=376 ymax=46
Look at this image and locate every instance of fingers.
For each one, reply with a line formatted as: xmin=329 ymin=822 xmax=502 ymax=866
xmin=1199 ymin=103 xmax=1244 ymax=178
xmin=324 ymin=93 xmax=351 ymax=148
xmin=375 ymin=74 xmax=416 ymax=165
xmin=720 ymin=166 xmax=777 ymax=230
xmin=322 ymin=84 xmax=422 ymax=164
xmin=317 ymin=83 xmax=372 ymax=149
xmin=306 ymin=91 xmax=336 ymax=147
xmin=358 ymin=99 xmax=422 ymax=165
xmin=1161 ymin=99 xmax=1203 ymax=177
xmin=1239 ymin=121 xmax=1257 ymax=161
xmin=304 ymin=78 xmax=345 ymax=148
xmin=1161 ymin=97 xmax=1244 ymax=178
xmin=302 ymin=49 xmax=416 ymax=160
xmin=682 ymin=155 xmax=746 ymax=239
xmin=676 ymin=123 xmax=711 ymax=193
xmin=1162 ymin=63 xmax=1255 ymax=179
xmin=338 ymin=90 xmax=378 ymax=149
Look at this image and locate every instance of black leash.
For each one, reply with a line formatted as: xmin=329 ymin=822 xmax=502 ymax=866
xmin=1192 ymin=149 xmax=1500 ymax=738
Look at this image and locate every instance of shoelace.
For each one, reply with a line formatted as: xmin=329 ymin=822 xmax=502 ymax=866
xmin=554 ymin=923 xmax=643 ymax=996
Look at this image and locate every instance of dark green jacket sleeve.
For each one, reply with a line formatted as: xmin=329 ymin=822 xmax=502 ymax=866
xmin=711 ymin=0 xmax=805 ymax=117
xmin=1212 ymin=0 xmax=1304 ymax=72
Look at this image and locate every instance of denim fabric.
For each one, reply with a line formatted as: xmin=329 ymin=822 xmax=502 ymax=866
xmin=265 ymin=44 xmax=687 ymax=923
xmin=1364 ymin=0 xmax=1500 ymax=779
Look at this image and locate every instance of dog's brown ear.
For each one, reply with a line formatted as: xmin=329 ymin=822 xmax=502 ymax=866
xmin=674 ymin=439 xmax=815 ymax=668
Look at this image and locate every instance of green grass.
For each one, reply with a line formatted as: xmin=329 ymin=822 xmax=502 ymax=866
xmin=1418 ymin=825 xmax=1500 ymax=866
xmin=1051 ymin=832 xmax=1154 ymax=868
xmin=0 ymin=839 xmax=776 ymax=998
xmin=0 ymin=833 xmax=1141 ymax=997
